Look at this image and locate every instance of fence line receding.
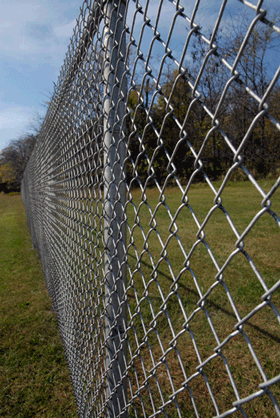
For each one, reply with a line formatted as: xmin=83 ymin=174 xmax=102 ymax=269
xmin=21 ymin=0 xmax=280 ymax=417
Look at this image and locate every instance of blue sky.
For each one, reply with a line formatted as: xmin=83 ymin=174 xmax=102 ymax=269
xmin=0 ymin=0 xmax=81 ymax=151
xmin=0 ymin=0 xmax=278 ymax=152
xmin=0 ymin=0 xmax=202 ymax=151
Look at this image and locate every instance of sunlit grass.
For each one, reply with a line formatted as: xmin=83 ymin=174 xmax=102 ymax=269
xmin=125 ymin=178 xmax=280 ymax=417
xmin=2 ymin=177 xmax=279 ymax=417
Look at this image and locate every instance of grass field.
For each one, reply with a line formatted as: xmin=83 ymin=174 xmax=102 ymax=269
xmin=124 ymin=178 xmax=280 ymax=417
xmin=1 ymin=178 xmax=279 ymax=417
xmin=0 ymin=193 xmax=77 ymax=418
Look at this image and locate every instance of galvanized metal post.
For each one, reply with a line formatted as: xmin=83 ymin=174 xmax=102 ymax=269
xmin=103 ymin=0 xmax=127 ymax=416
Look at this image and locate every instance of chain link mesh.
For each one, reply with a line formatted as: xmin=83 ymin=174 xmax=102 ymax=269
xmin=21 ymin=0 xmax=280 ymax=417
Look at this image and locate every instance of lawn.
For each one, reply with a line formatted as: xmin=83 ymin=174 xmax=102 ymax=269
xmin=0 ymin=193 xmax=77 ymax=418
xmin=1 ymin=176 xmax=279 ymax=418
xmin=124 ymin=178 xmax=280 ymax=417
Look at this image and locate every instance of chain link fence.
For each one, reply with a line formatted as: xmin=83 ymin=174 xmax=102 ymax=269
xmin=21 ymin=0 xmax=280 ymax=416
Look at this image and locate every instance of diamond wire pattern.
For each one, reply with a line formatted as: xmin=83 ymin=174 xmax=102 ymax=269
xmin=21 ymin=0 xmax=280 ymax=417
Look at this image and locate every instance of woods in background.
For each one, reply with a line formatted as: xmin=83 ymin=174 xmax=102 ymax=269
xmin=126 ymin=14 xmax=280 ymax=186
xmin=0 ymin=135 xmax=36 ymax=192
xmin=1 ymin=12 xmax=279 ymax=193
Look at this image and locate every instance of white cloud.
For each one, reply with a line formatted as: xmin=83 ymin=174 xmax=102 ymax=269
xmin=0 ymin=104 xmax=46 ymax=150
xmin=0 ymin=107 xmax=31 ymax=129
xmin=0 ymin=21 xmax=12 ymax=33
xmin=53 ymin=19 xmax=77 ymax=38
xmin=0 ymin=1 xmax=77 ymax=60
xmin=0 ymin=1 xmax=81 ymax=151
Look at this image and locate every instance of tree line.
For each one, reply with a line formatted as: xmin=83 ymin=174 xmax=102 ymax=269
xmin=126 ymin=15 xmax=280 ymax=186
xmin=1 ymin=13 xmax=279 ymax=192
xmin=0 ymin=135 xmax=37 ymax=192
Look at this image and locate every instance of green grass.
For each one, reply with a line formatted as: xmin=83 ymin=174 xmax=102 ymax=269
xmin=1 ymin=178 xmax=279 ymax=417
xmin=0 ymin=193 xmax=77 ymax=418
xmin=125 ymin=178 xmax=280 ymax=417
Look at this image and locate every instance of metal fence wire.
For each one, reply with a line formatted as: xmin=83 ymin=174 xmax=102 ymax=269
xmin=21 ymin=0 xmax=280 ymax=417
